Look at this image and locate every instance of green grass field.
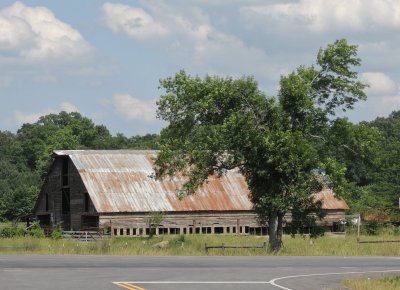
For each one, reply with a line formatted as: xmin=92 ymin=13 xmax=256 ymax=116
xmin=0 ymin=233 xmax=399 ymax=256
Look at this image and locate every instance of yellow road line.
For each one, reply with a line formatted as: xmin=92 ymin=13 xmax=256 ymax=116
xmin=112 ymin=282 xmax=147 ymax=290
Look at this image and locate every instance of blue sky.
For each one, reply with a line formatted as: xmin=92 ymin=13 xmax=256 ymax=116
xmin=1 ymin=1 xmax=399 ymax=136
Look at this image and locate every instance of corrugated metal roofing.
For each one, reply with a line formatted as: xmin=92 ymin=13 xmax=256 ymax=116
xmin=313 ymin=188 xmax=349 ymax=210
xmin=54 ymin=150 xmax=348 ymax=213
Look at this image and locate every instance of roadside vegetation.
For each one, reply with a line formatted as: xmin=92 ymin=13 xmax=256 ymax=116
xmin=1 ymin=231 xmax=399 ymax=256
xmin=343 ymin=275 xmax=400 ymax=290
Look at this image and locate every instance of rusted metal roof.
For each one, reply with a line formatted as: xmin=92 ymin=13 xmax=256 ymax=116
xmin=54 ymin=150 xmax=348 ymax=213
xmin=313 ymin=188 xmax=349 ymax=210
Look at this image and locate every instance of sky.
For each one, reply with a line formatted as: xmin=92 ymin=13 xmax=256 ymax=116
xmin=0 ymin=0 xmax=399 ymax=137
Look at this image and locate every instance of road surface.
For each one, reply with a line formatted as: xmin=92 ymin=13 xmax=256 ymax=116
xmin=0 ymin=255 xmax=399 ymax=290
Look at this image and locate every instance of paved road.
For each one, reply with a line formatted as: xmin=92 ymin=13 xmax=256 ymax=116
xmin=0 ymin=255 xmax=399 ymax=290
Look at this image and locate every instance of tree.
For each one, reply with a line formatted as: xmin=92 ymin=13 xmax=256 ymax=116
xmin=16 ymin=111 xmax=114 ymax=176
xmin=155 ymin=39 xmax=379 ymax=251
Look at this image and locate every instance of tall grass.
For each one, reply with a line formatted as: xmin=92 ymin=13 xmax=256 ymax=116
xmin=0 ymin=233 xmax=399 ymax=256
xmin=344 ymin=275 xmax=400 ymax=290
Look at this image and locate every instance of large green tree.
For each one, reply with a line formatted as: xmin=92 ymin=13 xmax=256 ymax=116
xmin=155 ymin=39 xmax=379 ymax=251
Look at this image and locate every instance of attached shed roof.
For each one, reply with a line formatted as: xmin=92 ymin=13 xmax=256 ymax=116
xmin=54 ymin=150 xmax=348 ymax=213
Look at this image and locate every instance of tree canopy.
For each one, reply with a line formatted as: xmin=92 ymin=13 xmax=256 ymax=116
xmin=155 ymin=39 xmax=380 ymax=251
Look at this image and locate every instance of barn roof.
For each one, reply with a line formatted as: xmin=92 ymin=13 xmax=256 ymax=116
xmin=313 ymin=188 xmax=349 ymax=210
xmin=53 ymin=150 xmax=348 ymax=213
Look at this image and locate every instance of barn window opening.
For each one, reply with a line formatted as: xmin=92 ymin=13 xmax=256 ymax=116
xmin=232 ymin=227 xmax=236 ymax=234
xmin=170 ymin=228 xmax=180 ymax=235
xmin=61 ymin=188 xmax=70 ymax=214
xmin=81 ymin=216 xmax=99 ymax=230
xmin=261 ymin=227 xmax=267 ymax=235
xmin=145 ymin=228 xmax=150 ymax=235
xmin=214 ymin=227 xmax=224 ymax=234
xmin=183 ymin=228 xmax=187 ymax=234
xmin=195 ymin=227 xmax=200 ymax=234
xmin=139 ymin=228 xmax=143 ymax=235
xmin=132 ymin=228 xmax=137 ymax=235
xmin=62 ymin=157 xmax=69 ymax=186
xmin=226 ymin=227 xmax=230 ymax=234
xmin=84 ymin=193 xmax=89 ymax=212
xmin=113 ymin=228 xmax=117 ymax=236
xmin=38 ymin=214 xmax=51 ymax=226
xmin=45 ymin=194 xmax=49 ymax=211
xmin=120 ymin=228 xmax=124 ymax=236
xmin=126 ymin=228 xmax=130 ymax=235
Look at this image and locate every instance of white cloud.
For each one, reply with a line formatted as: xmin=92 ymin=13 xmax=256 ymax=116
xmin=101 ymin=2 xmax=280 ymax=82
xmin=240 ymin=0 xmax=400 ymax=32
xmin=14 ymin=102 xmax=79 ymax=125
xmin=361 ymin=72 xmax=398 ymax=96
xmin=60 ymin=102 xmax=79 ymax=113
xmin=112 ymin=94 xmax=157 ymax=122
xmin=0 ymin=2 xmax=92 ymax=62
xmin=101 ymin=3 xmax=168 ymax=41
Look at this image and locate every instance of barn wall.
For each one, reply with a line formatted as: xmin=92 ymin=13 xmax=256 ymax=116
xmin=98 ymin=210 xmax=347 ymax=237
xmin=35 ymin=156 xmax=97 ymax=230
xmin=99 ymin=211 xmax=262 ymax=236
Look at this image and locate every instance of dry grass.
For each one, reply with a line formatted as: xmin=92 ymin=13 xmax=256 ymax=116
xmin=343 ymin=275 xmax=400 ymax=290
xmin=0 ymin=233 xmax=400 ymax=256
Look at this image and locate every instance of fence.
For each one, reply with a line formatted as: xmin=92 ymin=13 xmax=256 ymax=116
xmin=205 ymin=242 xmax=267 ymax=254
xmin=350 ymin=214 xmax=400 ymax=244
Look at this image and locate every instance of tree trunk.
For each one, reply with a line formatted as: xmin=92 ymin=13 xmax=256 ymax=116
xmin=268 ymin=211 xmax=284 ymax=252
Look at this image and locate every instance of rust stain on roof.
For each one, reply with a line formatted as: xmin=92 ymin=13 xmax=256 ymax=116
xmin=313 ymin=188 xmax=349 ymax=210
xmin=54 ymin=150 xmax=348 ymax=213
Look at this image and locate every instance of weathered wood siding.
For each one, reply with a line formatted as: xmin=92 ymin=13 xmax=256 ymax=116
xmin=99 ymin=210 xmax=346 ymax=236
xmin=35 ymin=156 xmax=97 ymax=230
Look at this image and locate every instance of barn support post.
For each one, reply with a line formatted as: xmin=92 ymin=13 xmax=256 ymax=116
xmin=357 ymin=213 xmax=361 ymax=243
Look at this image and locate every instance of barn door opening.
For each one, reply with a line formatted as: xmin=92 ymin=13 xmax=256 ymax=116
xmin=61 ymin=188 xmax=71 ymax=230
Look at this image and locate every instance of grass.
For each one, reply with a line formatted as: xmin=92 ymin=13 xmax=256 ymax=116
xmin=343 ymin=275 xmax=400 ymax=290
xmin=0 ymin=233 xmax=399 ymax=256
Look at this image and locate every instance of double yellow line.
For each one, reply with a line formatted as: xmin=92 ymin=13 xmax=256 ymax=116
xmin=113 ymin=282 xmax=147 ymax=290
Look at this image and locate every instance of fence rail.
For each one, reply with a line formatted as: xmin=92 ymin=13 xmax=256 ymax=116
xmin=62 ymin=231 xmax=109 ymax=242
xmin=358 ymin=239 xmax=400 ymax=244
xmin=205 ymin=242 xmax=267 ymax=253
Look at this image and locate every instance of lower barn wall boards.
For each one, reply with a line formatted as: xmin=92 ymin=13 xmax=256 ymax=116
xmin=98 ymin=210 xmax=346 ymax=237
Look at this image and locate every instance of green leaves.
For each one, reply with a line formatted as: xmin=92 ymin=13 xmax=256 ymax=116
xmin=155 ymin=40 xmax=372 ymax=239
xmin=313 ymin=39 xmax=367 ymax=114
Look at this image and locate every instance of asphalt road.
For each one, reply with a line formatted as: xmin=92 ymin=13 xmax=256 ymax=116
xmin=0 ymin=255 xmax=399 ymax=290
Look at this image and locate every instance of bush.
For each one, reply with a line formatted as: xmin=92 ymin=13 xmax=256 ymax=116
xmin=0 ymin=222 xmax=25 ymax=238
xmin=27 ymin=222 xmax=45 ymax=238
xmin=51 ymin=223 xmax=63 ymax=239
xmin=363 ymin=220 xmax=381 ymax=235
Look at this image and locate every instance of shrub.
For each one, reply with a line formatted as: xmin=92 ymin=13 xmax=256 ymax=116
xmin=51 ymin=223 xmax=63 ymax=239
xmin=0 ymin=222 xmax=25 ymax=238
xmin=27 ymin=222 xmax=45 ymax=238
xmin=363 ymin=220 xmax=381 ymax=235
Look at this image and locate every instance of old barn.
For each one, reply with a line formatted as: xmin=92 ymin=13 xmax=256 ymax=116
xmin=34 ymin=150 xmax=349 ymax=236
